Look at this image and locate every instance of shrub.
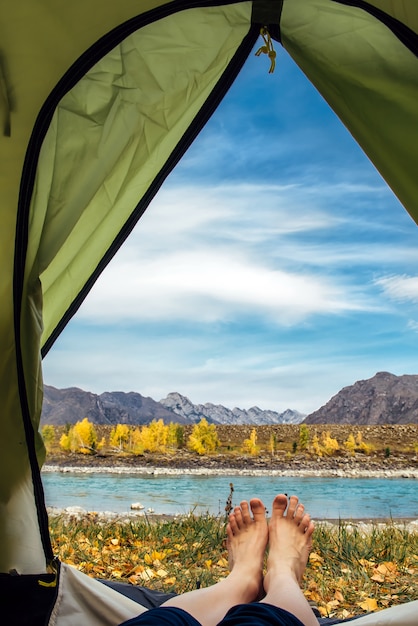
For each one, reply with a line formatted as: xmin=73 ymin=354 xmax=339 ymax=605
xmin=344 ymin=431 xmax=373 ymax=456
xmin=321 ymin=431 xmax=339 ymax=456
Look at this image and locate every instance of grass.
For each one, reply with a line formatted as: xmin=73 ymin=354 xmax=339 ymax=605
xmin=49 ymin=513 xmax=418 ymax=620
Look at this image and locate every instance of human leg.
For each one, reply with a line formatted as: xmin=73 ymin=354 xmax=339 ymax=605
xmin=259 ymin=494 xmax=318 ymax=626
xmin=158 ymin=498 xmax=268 ymax=626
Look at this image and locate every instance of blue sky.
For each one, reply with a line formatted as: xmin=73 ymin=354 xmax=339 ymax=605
xmin=43 ymin=40 xmax=418 ymax=415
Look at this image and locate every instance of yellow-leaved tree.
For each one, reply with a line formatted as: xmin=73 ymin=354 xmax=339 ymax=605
xmin=187 ymin=418 xmax=220 ymax=455
xmin=41 ymin=424 xmax=56 ymax=452
xmin=60 ymin=417 xmax=103 ymax=455
xmin=110 ymin=423 xmax=131 ymax=452
xmin=309 ymin=431 xmax=339 ymax=457
xmin=134 ymin=419 xmax=169 ymax=453
xmin=344 ymin=431 xmax=373 ymax=455
xmin=167 ymin=423 xmax=184 ymax=449
xmin=242 ymin=428 xmax=260 ymax=455
xmin=299 ymin=424 xmax=310 ymax=450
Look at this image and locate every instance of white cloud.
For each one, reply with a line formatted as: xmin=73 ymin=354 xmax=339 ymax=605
xmin=376 ymin=275 xmax=418 ymax=303
xmin=407 ymin=320 xmax=418 ymax=333
xmin=76 ymin=181 xmax=387 ymax=325
xmin=80 ymin=247 xmax=365 ymax=324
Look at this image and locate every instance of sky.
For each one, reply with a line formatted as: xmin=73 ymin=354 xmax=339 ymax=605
xmin=42 ymin=39 xmax=418 ymax=416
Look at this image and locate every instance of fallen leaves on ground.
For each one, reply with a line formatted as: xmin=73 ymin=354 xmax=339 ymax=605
xmin=49 ymin=515 xmax=418 ymax=620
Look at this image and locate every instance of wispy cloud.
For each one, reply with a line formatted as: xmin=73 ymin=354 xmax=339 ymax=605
xmin=376 ymin=275 xmax=418 ymax=303
xmin=78 ymin=181 xmax=381 ymax=325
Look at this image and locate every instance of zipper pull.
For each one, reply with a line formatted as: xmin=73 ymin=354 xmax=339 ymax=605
xmin=255 ymin=27 xmax=276 ymax=74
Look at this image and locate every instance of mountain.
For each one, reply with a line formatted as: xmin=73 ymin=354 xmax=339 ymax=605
xmin=159 ymin=392 xmax=305 ymax=425
xmin=41 ymin=386 xmax=304 ymax=426
xmin=304 ymin=371 xmax=418 ymax=424
xmin=41 ymin=386 xmax=185 ymax=425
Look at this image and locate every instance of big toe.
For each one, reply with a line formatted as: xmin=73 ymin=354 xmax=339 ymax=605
xmin=271 ymin=494 xmax=288 ymax=517
xmin=250 ymin=498 xmax=266 ymax=522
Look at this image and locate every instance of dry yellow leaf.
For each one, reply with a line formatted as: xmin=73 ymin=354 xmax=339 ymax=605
xmin=156 ymin=569 xmax=168 ymax=578
xmin=334 ymin=590 xmax=344 ymax=602
xmin=217 ymin=557 xmax=228 ymax=568
xmin=204 ymin=560 xmax=212 ymax=570
xmin=371 ymin=573 xmax=385 ymax=583
xmin=139 ymin=568 xmax=155 ymax=581
xmin=376 ymin=562 xmax=397 ymax=575
xmin=110 ymin=538 xmax=119 ymax=546
xmin=326 ymin=600 xmax=340 ymax=610
xmin=358 ymin=598 xmax=378 ymax=612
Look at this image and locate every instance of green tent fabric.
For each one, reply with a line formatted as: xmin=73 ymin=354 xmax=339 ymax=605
xmin=1 ymin=0 xmax=417 ymax=621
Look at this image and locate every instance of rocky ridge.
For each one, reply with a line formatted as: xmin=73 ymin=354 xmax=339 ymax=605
xmin=159 ymin=391 xmax=304 ymax=425
xmin=304 ymin=371 xmax=418 ymax=424
xmin=41 ymin=386 xmax=303 ymax=426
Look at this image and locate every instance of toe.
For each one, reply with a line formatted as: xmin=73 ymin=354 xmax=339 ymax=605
xmin=294 ymin=503 xmax=305 ymax=524
xmin=229 ymin=512 xmax=240 ymax=535
xmin=241 ymin=500 xmax=252 ymax=525
xmin=250 ymin=498 xmax=266 ymax=523
xmin=233 ymin=505 xmax=244 ymax=529
xmin=226 ymin=521 xmax=234 ymax=542
xmin=287 ymin=495 xmax=299 ymax=518
xmin=272 ymin=494 xmax=288 ymax=517
xmin=299 ymin=513 xmax=311 ymax=533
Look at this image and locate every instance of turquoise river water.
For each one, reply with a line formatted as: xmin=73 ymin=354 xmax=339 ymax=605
xmin=42 ymin=472 xmax=418 ymax=519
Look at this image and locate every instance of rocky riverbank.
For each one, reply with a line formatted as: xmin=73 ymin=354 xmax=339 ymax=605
xmin=44 ymin=448 xmax=418 ymax=478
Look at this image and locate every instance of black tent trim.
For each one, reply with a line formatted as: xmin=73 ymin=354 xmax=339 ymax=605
xmin=333 ymin=0 xmax=418 ymax=57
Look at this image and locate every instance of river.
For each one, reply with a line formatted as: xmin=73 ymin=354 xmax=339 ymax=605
xmin=42 ymin=471 xmax=418 ymax=519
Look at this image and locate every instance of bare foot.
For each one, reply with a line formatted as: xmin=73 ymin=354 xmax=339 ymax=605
xmin=226 ymin=498 xmax=268 ymax=602
xmin=264 ymin=494 xmax=314 ymax=594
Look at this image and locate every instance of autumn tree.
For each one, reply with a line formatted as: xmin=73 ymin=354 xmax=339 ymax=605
xmin=309 ymin=431 xmax=339 ymax=457
xmin=321 ymin=431 xmax=339 ymax=455
xmin=41 ymin=424 xmax=56 ymax=452
xmin=167 ymin=423 xmax=184 ymax=449
xmin=110 ymin=423 xmax=130 ymax=452
xmin=344 ymin=431 xmax=373 ymax=455
xmin=135 ymin=419 xmax=170 ymax=453
xmin=269 ymin=432 xmax=277 ymax=457
xmin=242 ymin=428 xmax=260 ymax=455
xmin=187 ymin=418 xmax=220 ymax=455
xmin=60 ymin=417 xmax=102 ymax=455
xmin=299 ymin=424 xmax=310 ymax=450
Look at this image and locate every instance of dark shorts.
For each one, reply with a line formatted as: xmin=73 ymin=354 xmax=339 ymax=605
xmin=120 ymin=602 xmax=305 ymax=626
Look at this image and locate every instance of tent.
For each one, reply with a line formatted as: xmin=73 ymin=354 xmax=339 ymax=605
xmin=1 ymin=0 xmax=417 ymax=623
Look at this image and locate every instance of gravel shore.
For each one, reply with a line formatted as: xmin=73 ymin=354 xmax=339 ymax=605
xmin=43 ymin=449 xmax=418 ymax=479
